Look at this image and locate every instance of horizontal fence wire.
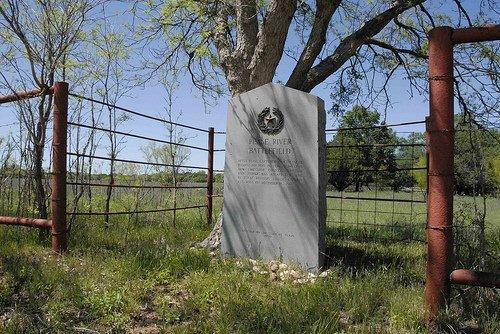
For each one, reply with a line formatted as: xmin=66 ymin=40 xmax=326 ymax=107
xmin=326 ymin=120 xmax=426 ymax=132
xmin=68 ymin=92 xmax=208 ymax=133
xmin=67 ymin=152 xmax=209 ymax=170
xmin=326 ymin=195 xmax=426 ymax=204
xmin=331 ymin=157 xmax=421 ymax=163
xmin=327 ymin=221 xmax=426 ymax=229
xmin=327 ymin=208 xmax=426 ymax=215
xmin=327 ymin=143 xmax=426 ymax=149
xmin=68 ymin=205 xmax=206 ymax=216
xmin=68 ymin=122 xmax=209 ymax=152
xmin=67 ymin=182 xmax=207 ymax=190
xmin=327 ymin=167 xmax=427 ymax=173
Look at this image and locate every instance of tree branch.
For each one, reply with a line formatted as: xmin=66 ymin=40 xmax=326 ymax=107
xmin=287 ymin=0 xmax=341 ymax=89
xmin=365 ymin=38 xmax=428 ymax=59
xmin=453 ymin=0 xmax=472 ymax=27
xmin=0 ymin=1 xmax=43 ymax=88
xmin=300 ymin=0 xmax=425 ymax=93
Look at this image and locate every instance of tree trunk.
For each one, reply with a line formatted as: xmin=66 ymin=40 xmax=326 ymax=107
xmin=197 ymin=212 xmax=222 ymax=251
xmin=355 ymin=181 xmax=361 ymax=192
xmin=104 ymin=158 xmax=114 ymax=227
xmin=172 ymin=171 xmax=177 ymax=229
xmin=34 ymin=141 xmax=49 ymax=239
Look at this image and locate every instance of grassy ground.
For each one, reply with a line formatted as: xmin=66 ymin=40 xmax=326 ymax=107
xmin=0 ymin=194 xmax=499 ymax=333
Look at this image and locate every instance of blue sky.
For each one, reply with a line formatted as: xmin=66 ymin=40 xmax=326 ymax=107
xmin=0 ymin=68 xmax=427 ymax=172
xmin=0 ymin=1 xmax=491 ymax=172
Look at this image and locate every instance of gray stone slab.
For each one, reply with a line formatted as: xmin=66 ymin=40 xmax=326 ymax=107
xmin=221 ymin=83 xmax=326 ymax=271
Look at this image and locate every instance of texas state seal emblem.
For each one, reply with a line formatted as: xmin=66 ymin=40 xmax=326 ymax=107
xmin=257 ymin=107 xmax=284 ymax=135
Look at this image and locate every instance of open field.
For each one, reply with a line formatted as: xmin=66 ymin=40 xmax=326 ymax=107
xmin=327 ymin=190 xmax=500 ymax=246
xmin=0 ymin=191 xmax=499 ymax=333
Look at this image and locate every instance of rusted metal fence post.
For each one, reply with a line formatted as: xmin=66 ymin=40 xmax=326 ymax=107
xmin=206 ymin=127 xmax=214 ymax=225
xmin=425 ymin=27 xmax=455 ymax=321
xmin=51 ymin=82 xmax=68 ymax=253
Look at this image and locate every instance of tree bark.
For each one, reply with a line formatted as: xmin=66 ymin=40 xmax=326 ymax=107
xmin=248 ymin=0 xmax=297 ymax=89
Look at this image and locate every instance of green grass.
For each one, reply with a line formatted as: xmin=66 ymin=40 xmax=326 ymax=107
xmin=0 ymin=192 xmax=499 ymax=333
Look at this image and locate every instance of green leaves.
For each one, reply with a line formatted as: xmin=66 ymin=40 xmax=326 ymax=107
xmin=327 ymin=106 xmax=399 ymax=191
xmin=454 ymin=115 xmax=500 ymax=195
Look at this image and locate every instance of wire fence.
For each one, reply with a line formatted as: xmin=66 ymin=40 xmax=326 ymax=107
xmin=325 ymin=120 xmax=428 ymax=243
xmin=1 ymin=83 xmax=496 ymax=274
xmin=0 ymin=83 xmax=228 ymax=252
xmin=66 ymin=92 xmax=224 ymax=224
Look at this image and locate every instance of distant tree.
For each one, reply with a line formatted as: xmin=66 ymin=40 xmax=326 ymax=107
xmin=142 ymin=98 xmax=191 ymax=228
xmin=411 ymin=114 xmax=500 ymax=195
xmin=327 ymin=106 xmax=398 ymax=191
xmin=413 ymin=155 xmax=427 ymax=189
xmin=491 ymin=156 xmax=500 ymax=193
xmin=454 ymin=115 xmax=499 ymax=196
xmin=453 ymin=113 xmax=499 ymax=263
xmin=396 ymin=132 xmax=426 ymax=165
xmin=393 ymin=132 xmax=426 ymax=189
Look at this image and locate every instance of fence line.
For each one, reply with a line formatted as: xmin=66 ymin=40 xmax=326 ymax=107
xmin=68 ymin=205 xmax=206 ymax=216
xmin=68 ymin=92 xmax=209 ymax=133
xmin=328 ymin=221 xmax=425 ymax=229
xmin=327 ymin=167 xmax=426 ymax=173
xmin=68 ymin=121 xmax=209 ymax=152
xmin=67 ymin=182 xmax=207 ymax=190
xmin=326 ymin=118 xmax=427 ymax=244
xmin=327 ymin=208 xmax=426 ymax=216
xmin=326 ymin=195 xmax=426 ymax=204
xmin=326 ymin=120 xmax=426 ymax=132
xmin=0 ymin=83 xmax=223 ymax=251
xmin=67 ymin=152 xmax=210 ymax=170
xmin=327 ymin=143 xmax=426 ymax=149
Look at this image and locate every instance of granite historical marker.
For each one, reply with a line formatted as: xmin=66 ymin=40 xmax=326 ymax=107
xmin=221 ymin=83 xmax=326 ymax=271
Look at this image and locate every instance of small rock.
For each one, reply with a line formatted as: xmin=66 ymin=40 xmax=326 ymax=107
xmin=249 ymin=259 xmax=257 ymax=265
xmin=269 ymin=263 xmax=279 ymax=272
xmin=339 ymin=311 xmax=350 ymax=326
xmin=290 ymin=270 xmax=300 ymax=279
xmin=278 ymin=263 xmax=288 ymax=270
xmin=252 ymin=265 xmax=261 ymax=273
xmin=280 ymin=270 xmax=290 ymax=279
xmin=269 ymin=273 xmax=277 ymax=281
xmin=319 ymin=271 xmax=328 ymax=278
